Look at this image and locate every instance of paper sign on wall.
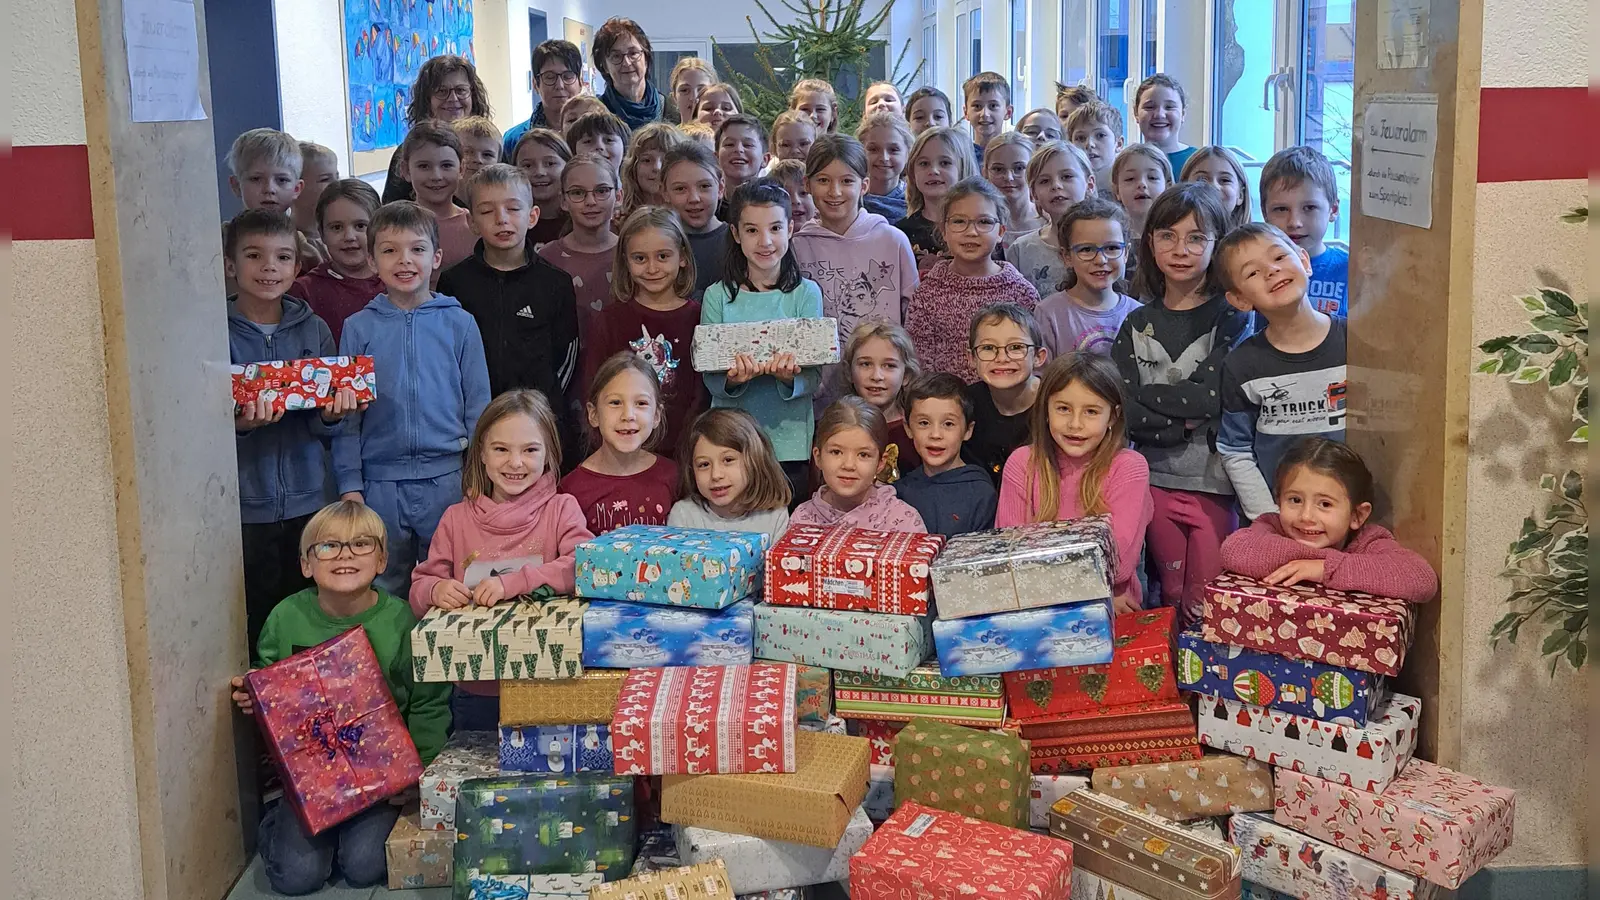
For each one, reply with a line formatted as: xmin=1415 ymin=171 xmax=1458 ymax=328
xmin=123 ymin=0 xmax=207 ymax=122
xmin=1378 ymin=0 xmax=1429 ymax=69
xmin=1359 ymin=93 xmax=1437 ymax=229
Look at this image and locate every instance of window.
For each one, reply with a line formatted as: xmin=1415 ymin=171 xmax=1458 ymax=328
xmin=1060 ymin=0 xmax=1090 ymax=91
xmin=956 ymin=0 xmax=981 ymax=82
xmin=1143 ymin=0 xmax=1161 ymax=76
xmin=922 ymin=0 xmax=938 ymax=86
xmin=1096 ymin=0 xmax=1130 ymax=123
xmin=1010 ymin=0 xmax=1028 ymax=108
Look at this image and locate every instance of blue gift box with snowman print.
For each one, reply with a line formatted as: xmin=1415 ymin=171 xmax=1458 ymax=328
xmin=582 ymin=599 xmax=754 ymax=668
xmin=932 ymin=600 xmax=1115 ymax=676
xmin=574 ymin=525 xmax=768 ymax=610
xmin=498 ymin=725 xmax=616 ymax=774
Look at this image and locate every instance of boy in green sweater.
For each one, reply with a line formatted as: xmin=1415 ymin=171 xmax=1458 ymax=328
xmin=230 ymin=500 xmax=449 ymax=894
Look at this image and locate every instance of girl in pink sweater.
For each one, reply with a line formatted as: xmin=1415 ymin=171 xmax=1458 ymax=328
xmin=1220 ymin=438 xmax=1438 ymax=602
xmin=411 ymin=389 xmax=595 ymax=730
xmin=996 ymin=352 xmax=1153 ymax=612
xmin=791 ymin=396 xmax=928 ymax=532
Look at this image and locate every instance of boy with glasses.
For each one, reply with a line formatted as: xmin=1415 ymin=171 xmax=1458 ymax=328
xmin=502 ymin=40 xmax=586 ymax=158
xmin=962 ymin=302 xmax=1051 ymax=487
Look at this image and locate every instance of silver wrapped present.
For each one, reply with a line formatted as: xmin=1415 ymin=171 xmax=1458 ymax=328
xmin=691 ymin=318 xmax=841 ymax=371
xmin=930 ymin=517 xmax=1116 ymax=620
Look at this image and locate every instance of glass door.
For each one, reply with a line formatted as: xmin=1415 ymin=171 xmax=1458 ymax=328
xmin=956 ymin=0 xmax=982 ymax=84
xmin=1298 ymin=0 xmax=1354 ymax=244
xmin=1095 ymin=0 xmax=1131 ymax=126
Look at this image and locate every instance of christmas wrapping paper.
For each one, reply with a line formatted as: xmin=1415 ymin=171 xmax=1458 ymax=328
xmin=753 ymin=604 xmax=933 ymax=678
xmin=1004 ymin=609 xmax=1177 ymax=719
xmin=1092 ymin=753 xmax=1275 ymax=821
xmin=420 ymin=731 xmax=502 ymax=830
xmin=1068 ymin=870 xmax=1163 ymax=900
xmin=1201 ymin=573 xmax=1417 ymax=677
xmin=584 ymin=600 xmax=754 ymax=668
xmin=462 ymin=873 xmax=606 ymax=900
xmin=1028 ymin=773 xmax=1089 ymax=829
xmin=786 ymin=663 xmax=833 ymax=723
xmin=500 ymin=725 xmax=616 ymax=774
xmin=850 ymin=801 xmax=1074 ymax=900
xmin=1048 ymin=790 xmax=1241 ymax=900
xmin=660 ymin=731 xmax=870 ymax=848
xmin=691 ymin=317 xmax=842 ymax=371
xmin=610 ymin=665 xmax=797 ymax=775
xmin=865 ymin=763 xmax=897 ymax=821
xmin=246 ymin=627 xmax=422 ymax=835
xmin=766 ymin=525 xmax=944 ymax=615
xmin=893 ymin=718 xmax=1029 ymax=828
xmin=590 ymin=860 xmax=734 ymax=900
xmin=930 ymin=517 xmax=1116 ymax=619
xmin=633 ymin=828 xmax=812 ymax=900
xmin=453 ymin=773 xmax=636 ymax=884
xmin=576 ymin=526 xmax=767 ymax=610
xmin=932 ymin=601 xmax=1115 ymax=676
xmin=849 ymin=718 xmax=905 ymax=766
xmin=1241 ymin=885 xmax=1297 ymax=900
xmin=1230 ymin=813 xmax=1438 ymax=900
xmin=413 ymin=597 xmax=587 ymax=682
xmin=1197 ymin=692 xmax=1421 ymax=793
xmin=676 ymin=805 xmax=873 ymax=893
xmin=1011 ymin=699 xmax=1201 ymax=774
xmin=387 ymin=809 xmax=454 ymax=889
xmin=834 ymin=664 xmax=1005 ymax=726
xmin=502 ymin=670 xmax=630 ymax=726
xmin=1274 ymin=760 xmax=1517 ymax=889
xmin=798 ymin=715 xmax=848 ymax=736
xmin=231 ymin=355 xmax=376 ymax=414
xmin=1177 ymin=628 xmax=1388 ymax=726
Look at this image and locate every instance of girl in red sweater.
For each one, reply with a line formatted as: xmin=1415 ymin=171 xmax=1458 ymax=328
xmin=1220 ymin=438 xmax=1438 ymax=602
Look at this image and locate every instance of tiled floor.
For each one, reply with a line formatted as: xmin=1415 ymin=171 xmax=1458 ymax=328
xmin=225 ymin=855 xmax=448 ymax=900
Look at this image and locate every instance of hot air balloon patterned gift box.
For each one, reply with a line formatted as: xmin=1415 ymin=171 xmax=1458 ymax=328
xmin=583 ymin=599 xmax=754 ymax=668
xmin=413 ymin=597 xmax=587 ymax=682
xmin=929 ymin=516 xmax=1116 ymax=619
xmin=765 ymin=525 xmax=944 ymax=615
xmin=576 ymin=526 xmax=767 ymax=610
xmin=1177 ymin=628 xmax=1389 ymax=726
xmin=691 ymin=317 xmax=842 ymax=371
xmin=1230 ymin=813 xmax=1439 ymax=900
xmin=1198 ymin=692 xmax=1421 ymax=793
xmin=1200 ymin=572 xmax=1417 ymax=677
xmin=451 ymin=772 xmax=637 ymax=890
xmin=232 ymin=355 xmax=376 ymax=415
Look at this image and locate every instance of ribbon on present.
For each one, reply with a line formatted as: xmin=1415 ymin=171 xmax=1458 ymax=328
xmin=305 ymin=714 xmax=366 ymax=761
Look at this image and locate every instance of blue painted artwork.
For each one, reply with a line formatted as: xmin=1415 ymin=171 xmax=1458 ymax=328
xmin=1176 ymin=628 xmax=1388 ymax=726
xmin=574 ymin=525 xmax=767 ymax=610
xmin=498 ymin=725 xmax=615 ymax=773
xmin=583 ymin=599 xmax=755 ymax=668
xmin=932 ymin=601 xmax=1114 ymax=676
xmin=344 ymin=0 xmax=475 ymax=152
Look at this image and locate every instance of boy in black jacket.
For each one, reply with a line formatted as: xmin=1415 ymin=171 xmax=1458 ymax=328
xmin=895 ymin=372 xmax=998 ymax=537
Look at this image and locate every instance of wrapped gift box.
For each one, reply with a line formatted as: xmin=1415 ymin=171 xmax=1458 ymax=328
xmin=584 ymin=599 xmax=754 ymax=668
xmin=1197 ymin=692 xmax=1421 ymax=793
xmin=933 ymin=601 xmax=1114 ymax=676
xmin=691 ymin=317 xmax=841 ymax=371
xmin=850 ymin=801 xmax=1073 ymax=900
xmin=500 ymin=725 xmax=616 ymax=773
xmin=834 ymin=664 xmax=1005 ymax=726
xmin=576 ymin=526 xmax=766 ymax=610
xmin=413 ymin=597 xmax=586 ymax=682
xmin=461 ymin=872 xmax=605 ymax=900
xmin=786 ymin=663 xmax=833 ymax=723
xmin=660 ymin=731 xmax=870 ymax=848
xmin=502 ymin=670 xmax=629 ymax=726
xmin=893 ymin=718 xmax=1029 ymax=828
xmin=930 ymin=517 xmax=1115 ymax=619
xmin=798 ymin=715 xmax=847 ymax=736
xmin=387 ymin=809 xmax=453 ymax=889
xmin=864 ymin=763 xmax=896 ymax=821
xmin=676 ymin=805 xmax=873 ymax=893
xmin=754 ymin=604 xmax=932 ymax=678
xmin=632 ymin=829 xmax=811 ymax=900
xmin=610 ymin=664 xmax=797 ymax=775
xmin=1092 ymin=753 xmax=1274 ymax=821
xmin=1029 ymin=773 xmax=1089 ymax=829
xmin=1241 ymin=885 xmax=1297 ymax=900
xmin=766 ymin=525 xmax=944 ymax=615
xmin=1049 ymin=790 xmax=1241 ymax=900
xmin=1004 ymin=609 xmax=1177 ymax=718
xmin=453 ymin=772 xmax=636 ymax=882
xmin=1012 ymin=699 xmax=1200 ymax=774
xmin=420 ymin=731 xmax=501 ymax=830
xmin=849 ymin=718 xmax=904 ymax=766
xmin=231 ymin=355 xmax=375 ymax=414
xmin=1231 ymin=813 xmax=1439 ymax=900
xmin=1274 ymin=760 xmax=1517 ymax=889
xmin=1201 ymin=573 xmax=1417 ymax=677
xmin=1069 ymin=870 xmax=1163 ymax=900
xmin=590 ymin=860 xmax=733 ymax=900
xmin=1177 ymin=628 xmax=1388 ymax=726
xmin=246 ymin=627 xmax=422 ymax=835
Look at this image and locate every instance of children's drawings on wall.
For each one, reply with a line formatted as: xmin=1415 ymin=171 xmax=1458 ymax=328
xmin=346 ymin=0 xmax=475 ymax=153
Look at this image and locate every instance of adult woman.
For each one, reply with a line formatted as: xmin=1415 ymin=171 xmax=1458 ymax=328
xmin=382 ymin=55 xmax=492 ymax=203
xmin=592 ymin=17 xmax=662 ymax=129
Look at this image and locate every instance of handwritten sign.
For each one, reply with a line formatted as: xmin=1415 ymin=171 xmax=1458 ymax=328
xmin=124 ymin=0 xmax=206 ymax=122
xmin=1359 ymin=93 xmax=1437 ymax=229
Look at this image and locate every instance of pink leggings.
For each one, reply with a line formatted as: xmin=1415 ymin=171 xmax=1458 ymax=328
xmin=1146 ymin=487 xmax=1238 ymax=629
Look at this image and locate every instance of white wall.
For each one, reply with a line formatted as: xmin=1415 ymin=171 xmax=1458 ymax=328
xmin=275 ymin=0 xmax=353 ymax=173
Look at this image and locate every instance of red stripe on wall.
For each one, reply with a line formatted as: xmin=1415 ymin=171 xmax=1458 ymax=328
xmin=8 ymin=144 xmax=95 ymax=240
xmin=1478 ymin=87 xmax=1593 ymax=183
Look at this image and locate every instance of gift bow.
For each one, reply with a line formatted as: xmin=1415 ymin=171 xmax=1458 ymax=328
xmin=304 ymin=712 xmax=366 ymax=760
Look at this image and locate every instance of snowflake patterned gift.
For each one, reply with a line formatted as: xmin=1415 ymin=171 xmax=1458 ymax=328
xmin=584 ymin=600 xmax=754 ymax=668
xmin=1091 ymin=754 xmax=1275 ymax=821
xmin=691 ymin=317 xmax=842 ymax=371
xmin=1004 ymin=608 xmax=1177 ymax=718
xmin=610 ymin=665 xmax=798 ymax=775
xmin=419 ymin=731 xmax=501 ymax=830
xmin=766 ymin=524 xmax=944 ymax=615
xmin=1230 ymin=813 xmax=1439 ymax=900
xmin=930 ymin=517 xmax=1116 ymax=619
xmin=1197 ymin=692 xmax=1421 ymax=793
xmin=892 ymin=718 xmax=1029 ymax=828
xmin=1176 ymin=627 xmax=1388 ymax=726
xmin=849 ymin=801 xmax=1074 ymax=900
xmin=231 ymin=355 xmax=376 ymax=414
xmin=576 ymin=526 xmax=767 ymax=610
xmin=932 ymin=600 xmax=1114 ymax=676
xmin=1048 ymin=790 xmax=1241 ymax=900
xmin=1200 ymin=572 xmax=1417 ymax=677
xmin=753 ymin=604 xmax=933 ymax=678
xmin=499 ymin=725 xmax=616 ymax=773
xmin=246 ymin=627 xmax=423 ymax=835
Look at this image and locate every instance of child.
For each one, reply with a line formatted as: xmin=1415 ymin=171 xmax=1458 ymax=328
xmin=670 ymin=57 xmax=718 ymax=124
xmin=995 ymin=352 xmax=1153 ymax=611
xmin=512 ymin=128 xmax=572 ymax=249
xmin=225 ymin=128 xmax=321 ymax=275
xmin=789 ymin=78 xmax=839 ymax=133
xmin=229 ymin=501 xmax=449 ymax=895
xmin=1181 ymin=145 xmax=1252 ymax=230
xmin=1111 ymin=183 xmax=1252 ymax=624
xmin=1111 ymin=143 xmax=1173 ymax=240
xmin=838 ymin=321 xmax=922 ymax=483
xmin=864 ymin=81 xmax=905 ymax=118
xmin=561 ymin=352 xmax=682 ymax=533
xmin=895 ymin=372 xmax=997 ymax=537
xmin=768 ymin=159 xmax=817 ymax=231
xmin=667 ymin=408 xmax=793 ymax=544
xmin=451 ymin=115 xmax=504 ymax=205
xmin=538 ymin=155 xmax=621 ymax=335
xmin=411 ymin=390 xmax=594 ymax=730
xmin=1006 ymin=141 xmax=1095 ymax=298
xmin=716 ymin=114 xmax=770 ymax=200
xmin=897 ymin=126 xmax=978 ymax=267
xmin=858 ymin=111 xmax=913 ymax=222
xmin=567 ymin=110 xmax=631 ymax=172
xmin=906 ymin=86 xmax=953 ymax=135
xmin=1017 ymin=108 xmax=1064 ymax=146
xmin=962 ymin=72 xmax=1012 ymax=165
xmin=1134 ymin=74 xmax=1196 ymax=174
xmin=335 ymin=201 xmax=492 ymax=591
xmin=1036 ymin=196 xmax=1139 ymax=357
xmin=1056 ymin=83 xmax=1098 ymax=120
xmin=1260 ymin=146 xmax=1347 ymax=317
xmin=400 ymin=121 xmax=474 ymax=281
xmin=905 ymin=178 xmax=1039 ymax=381
xmin=792 ymin=397 xmax=928 ymax=531
xmin=793 ymin=134 xmax=919 ymax=341
xmin=1065 ymin=101 xmax=1125 ymax=199
xmin=558 ymin=95 xmax=610 ymax=137
xmin=1220 ymin=438 xmax=1438 ymax=601
xmin=581 ymin=206 xmax=709 ymax=458
xmin=620 ymin=122 xmax=686 ymax=217
xmin=702 ymin=178 xmax=827 ymax=503
xmin=964 ymin=302 xmax=1050 ymax=486
xmin=290 ymin=141 xmax=339 ymax=256
xmin=695 ymin=82 xmax=744 ymax=131
xmin=984 ymin=131 xmax=1043 ymax=239
xmin=771 ymin=110 xmax=818 ymax=163
xmin=292 ymin=178 xmax=385 ymax=342
xmin=662 ymin=141 xmax=729 ymax=296
xmin=1214 ymin=222 xmax=1348 ymax=521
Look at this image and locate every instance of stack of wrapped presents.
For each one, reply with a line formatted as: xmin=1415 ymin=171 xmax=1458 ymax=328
xmin=243 ymin=519 xmax=1517 ymax=900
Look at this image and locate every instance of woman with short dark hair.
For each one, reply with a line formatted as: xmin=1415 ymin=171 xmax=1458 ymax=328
xmin=382 ymin=55 xmax=491 ymax=203
xmin=592 ymin=17 xmax=662 ymax=129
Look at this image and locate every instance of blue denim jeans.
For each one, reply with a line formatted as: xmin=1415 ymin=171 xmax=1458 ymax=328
xmin=363 ymin=473 xmax=463 ymax=595
xmin=258 ymin=799 xmax=399 ymax=895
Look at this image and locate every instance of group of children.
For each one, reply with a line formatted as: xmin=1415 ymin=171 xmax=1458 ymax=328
xmin=224 ymin=49 xmax=1433 ymax=894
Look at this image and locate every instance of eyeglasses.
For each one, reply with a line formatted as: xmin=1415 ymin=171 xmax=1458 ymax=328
xmin=537 ymin=71 xmax=580 ymax=88
xmin=564 ymin=185 xmax=617 ymax=202
xmin=1152 ymin=230 xmax=1215 ymax=253
xmin=1070 ymin=241 xmax=1127 ymax=261
xmin=307 ymin=537 xmax=382 ymax=561
xmin=945 ymin=216 xmax=1001 ymax=234
xmin=431 ymin=85 xmax=472 ymax=101
xmin=606 ymin=48 xmax=645 ymax=67
xmin=971 ymin=341 xmax=1037 ymax=361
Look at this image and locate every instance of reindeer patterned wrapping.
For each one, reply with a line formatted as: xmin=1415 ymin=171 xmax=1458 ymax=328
xmin=834 ymin=664 xmax=1005 ymax=726
xmin=1092 ymin=754 xmax=1275 ymax=821
xmin=1230 ymin=813 xmax=1438 ymax=900
xmin=675 ymin=806 xmax=873 ymax=893
xmin=231 ymin=355 xmax=376 ymax=414
xmin=610 ymin=665 xmax=798 ymax=776
xmin=420 ymin=731 xmax=502 ymax=830
xmin=932 ymin=601 xmax=1115 ymax=676
xmin=691 ymin=317 xmax=842 ymax=371
xmin=499 ymin=725 xmax=616 ymax=774
xmin=930 ymin=517 xmax=1116 ymax=619
xmin=1201 ymin=573 xmax=1417 ymax=677
xmin=1012 ymin=699 xmax=1202 ymax=774
xmin=386 ymin=809 xmax=454 ymax=889
xmin=1048 ymin=790 xmax=1241 ymax=900
xmin=413 ymin=598 xmax=586 ymax=682
xmin=1029 ymin=773 xmax=1090 ymax=828
xmin=501 ymin=670 xmax=630 ymax=726
xmin=754 ymin=604 xmax=933 ymax=678
xmin=453 ymin=773 xmax=636 ymax=887
xmin=850 ymin=801 xmax=1074 ymax=900
xmin=1177 ymin=628 xmax=1388 ymax=727
xmin=892 ymin=719 xmax=1029 ymax=828
xmin=1004 ymin=609 xmax=1178 ymax=719
xmin=1197 ymin=692 xmax=1421 ymax=793
xmin=576 ymin=526 xmax=767 ymax=610
xmin=463 ymin=872 xmax=606 ymax=900
xmin=765 ymin=525 xmax=945 ymax=615
xmin=584 ymin=600 xmax=754 ymax=668
xmin=589 ymin=860 xmax=734 ymax=900
xmin=1274 ymin=761 xmax=1517 ymax=889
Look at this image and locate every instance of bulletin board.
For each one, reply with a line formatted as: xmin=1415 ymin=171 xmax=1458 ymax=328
xmin=344 ymin=0 xmax=476 ymax=176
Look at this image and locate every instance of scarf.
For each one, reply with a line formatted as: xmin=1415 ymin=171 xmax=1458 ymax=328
xmin=601 ymin=82 xmax=662 ymax=130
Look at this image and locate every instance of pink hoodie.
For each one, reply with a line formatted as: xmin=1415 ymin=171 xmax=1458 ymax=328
xmin=1220 ymin=513 xmax=1439 ymax=604
xmin=790 ymin=483 xmax=928 ymax=533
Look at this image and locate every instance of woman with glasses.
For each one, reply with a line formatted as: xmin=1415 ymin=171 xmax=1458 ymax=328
xmin=382 ymin=54 xmax=492 ymax=203
xmin=592 ymin=17 xmax=663 ymax=129
xmin=502 ymin=40 xmax=587 ymax=160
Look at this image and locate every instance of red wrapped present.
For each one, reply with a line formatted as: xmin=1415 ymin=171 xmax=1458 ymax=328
xmin=246 ymin=627 xmax=423 ymax=835
xmin=231 ymin=356 xmax=376 ymax=415
xmin=1200 ymin=573 xmax=1416 ymax=676
xmin=611 ymin=664 xmax=798 ymax=775
xmin=1003 ymin=608 xmax=1178 ymax=718
xmin=850 ymin=801 xmax=1073 ymax=900
xmin=765 ymin=525 xmax=944 ymax=615
xmin=848 ymin=718 xmax=906 ymax=766
xmin=1009 ymin=699 xmax=1200 ymax=774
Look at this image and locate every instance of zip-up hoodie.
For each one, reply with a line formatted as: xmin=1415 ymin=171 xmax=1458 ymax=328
xmin=894 ymin=463 xmax=999 ymax=537
xmin=1220 ymin=513 xmax=1439 ymax=604
xmin=437 ymin=239 xmax=579 ymax=402
xmin=228 ymin=296 xmax=340 ymax=524
xmin=791 ymin=483 xmax=928 ymax=533
xmin=791 ymin=210 xmax=919 ymax=342
xmin=333 ymin=292 xmax=492 ymax=492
